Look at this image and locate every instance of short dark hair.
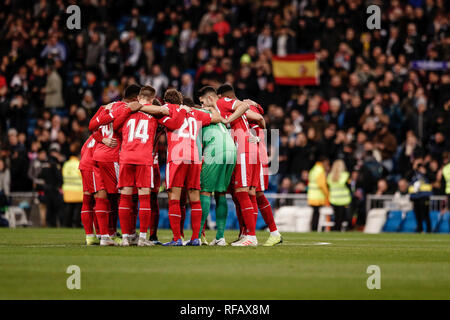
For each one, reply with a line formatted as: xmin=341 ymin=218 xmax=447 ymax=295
xmin=197 ymin=86 xmax=217 ymax=98
xmin=217 ymin=84 xmax=234 ymax=96
xmin=152 ymin=98 xmax=162 ymax=106
xmin=164 ymin=89 xmax=183 ymax=104
xmin=183 ymin=97 xmax=195 ymax=108
xmin=123 ymin=84 xmax=141 ymax=100
xmin=139 ymin=86 xmax=156 ymax=99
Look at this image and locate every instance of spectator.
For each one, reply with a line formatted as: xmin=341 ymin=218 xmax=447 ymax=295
xmin=43 ymin=62 xmax=64 ymax=111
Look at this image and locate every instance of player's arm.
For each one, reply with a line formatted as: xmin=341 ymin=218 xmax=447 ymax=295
xmin=222 ymin=100 xmax=250 ymax=125
xmin=246 ymin=109 xmax=266 ymax=129
xmin=158 ymin=108 xmax=187 ymax=130
xmin=140 ymin=104 xmax=170 ymax=117
xmin=89 ymin=106 xmax=109 ymax=132
xmin=203 ymin=106 xmax=222 ymax=124
xmin=92 ymin=129 xmax=117 ymax=148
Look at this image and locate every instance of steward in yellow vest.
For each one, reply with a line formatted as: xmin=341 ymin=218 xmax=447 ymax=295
xmin=62 ymin=156 xmax=83 ymax=203
xmin=327 ymin=171 xmax=351 ymax=206
xmin=307 ymin=161 xmax=329 ymax=206
xmin=443 ymin=162 xmax=450 ymax=196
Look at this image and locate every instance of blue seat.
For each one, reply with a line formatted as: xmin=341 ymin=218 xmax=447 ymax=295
xmin=434 ymin=212 xmax=450 ymax=233
xmin=401 ymin=210 xmax=417 ymax=232
xmin=383 ymin=210 xmax=403 ymax=232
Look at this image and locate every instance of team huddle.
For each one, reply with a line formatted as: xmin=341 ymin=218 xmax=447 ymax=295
xmin=78 ymin=83 xmax=282 ymax=247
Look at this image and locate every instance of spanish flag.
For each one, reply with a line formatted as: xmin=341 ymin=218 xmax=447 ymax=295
xmin=272 ymin=53 xmax=319 ymax=86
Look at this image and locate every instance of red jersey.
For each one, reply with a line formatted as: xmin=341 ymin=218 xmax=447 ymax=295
xmin=248 ymin=104 xmax=269 ymax=165
xmin=159 ymin=104 xmax=211 ymax=164
xmin=79 ymin=133 xmax=102 ymax=171
xmin=216 ymin=97 xmax=255 ymax=155
xmin=119 ymin=109 xmax=158 ymax=165
xmin=92 ymin=101 xmax=130 ymax=162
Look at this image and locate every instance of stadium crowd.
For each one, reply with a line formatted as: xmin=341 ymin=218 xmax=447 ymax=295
xmin=0 ymin=0 xmax=449 ymax=229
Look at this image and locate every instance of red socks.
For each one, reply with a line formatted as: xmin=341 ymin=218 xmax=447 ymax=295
xmin=249 ymin=194 xmax=258 ymax=226
xmin=94 ymin=197 xmax=110 ymax=236
xmin=81 ymin=194 xmax=94 ymax=235
xmin=232 ymin=193 xmax=246 ymax=236
xmin=118 ymin=194 xmax=132 ymax=235
xmin=108 ymin=193 xmax=119 ymax=236
xmin=257 ymin=194 xmax=277 ymax=232
xmin=130 ymin=193 xmax=138 ymax=234
xmin=234 ymin=192 xmax=256 ymax=236
xmin=150 ymin=193 xmax=159 ymax=238
xmin=180 ymin=202 xmax=186 ymax=238
xmin=139 ymin=194 xmax=151 ymax=234
xmin=168 ymin=199 xmax=181 ymax=240
xmin=190 ymin=201 xmax=202 ymax=240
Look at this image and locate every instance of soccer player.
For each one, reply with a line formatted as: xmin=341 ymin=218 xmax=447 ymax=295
xmin=149 ymin=99 xmax=165 ymax=245
xmin=79 ymin=131 xmax=116 ymax=245
xmin=88 ymin=84 xmax=142 ymax=246
xmin=160 ymin=89 xmax=221 ymax=246
xmin=184 ymin=95 xmax=237 ymax=246
xmin=198 ymin=85 xmax=262 ymax=246
xmin=113 ymin=86 xmax=168 ymax=246
xmin=216 ymin=86 xmax=282 ymax=246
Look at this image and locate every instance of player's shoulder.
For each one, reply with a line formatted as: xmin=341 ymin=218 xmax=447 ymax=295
xmin=218 ymin=97 xmax=234 ymax=104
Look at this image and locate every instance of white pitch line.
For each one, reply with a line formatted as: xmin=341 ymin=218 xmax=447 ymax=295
xmin=281 ymin=242 xmax=332 ymax=246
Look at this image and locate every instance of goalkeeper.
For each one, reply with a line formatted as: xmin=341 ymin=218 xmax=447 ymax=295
xmin=183 ymin=97 xmax=236 ymax=246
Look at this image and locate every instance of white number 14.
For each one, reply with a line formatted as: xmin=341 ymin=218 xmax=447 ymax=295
xmin=127 ymin=119 xmax=149 ymax=143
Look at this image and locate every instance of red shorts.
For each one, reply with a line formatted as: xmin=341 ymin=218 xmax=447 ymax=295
xmin=165 ymin=161 xmax=201 ymax=190
xmin=152 ymin=164 xmax=160 ymax=193
xmin=231 ymin=153 xmax=259 ymax=189
xmin=256 ymin=163 xmax=269 ymax=192
xmin=94 ymin=161 xmax=119 ymax=194
xmin=80 ymin=169 xmax=102 ymax=193
xmin=118 ymin=164 xmax=154 ymax=189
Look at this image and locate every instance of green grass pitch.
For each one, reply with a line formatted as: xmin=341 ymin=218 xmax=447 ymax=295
xmin=0 ymin=228 xmax=449 ymax=300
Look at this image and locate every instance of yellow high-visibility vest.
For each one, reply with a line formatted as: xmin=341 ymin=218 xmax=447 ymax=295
xmin=308 ymin=164 xmax=326 ymax=203
xmin=62 ymin=156 xmax=83 ymax=203
xmin=327 ymin=171 xmax=351 ymax=206
xmin=443 ymin=163 xmax=450 ymax=195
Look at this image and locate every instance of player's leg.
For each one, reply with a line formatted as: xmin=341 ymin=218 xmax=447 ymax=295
xmin=257 ymin=191 xmax=282 ymax=246
xmin=80 ymin=170 xmax=98 ymax=245
xmin=231 ymin=154 xmax=258 ymax=246
xmin=99 ymin=161 xmax=121 ymax=245
xmin=231 ymin=191 xmax=246 ymax=238
xmin=184 ymin=163 xmax=202 ymax=245
xmin=117 ymin=164 xmax=136 ymax=246
xmin=135 ymin=165 xmax=154 ymax=246
xmin=199 ymin=191 xmax=211 ymax=239
xmin=249 ymin=186 xmax=258 ymax=227
xmin=130 ymin=191 xmax=138 ymax=237
xmin=108 ymin=193 xmax=119 ymax=236
xmin=164 ymin=186 xmax=183 ymax=245
xmin=180 ymin=189 xmax=187 ymax=239
xmin=212 ymin=192 xmax=228 ymax=246
xmin=150 ymin=165 xmax=161 ymax=243
xmin=93 ymin=164 xmax=113 ymax=245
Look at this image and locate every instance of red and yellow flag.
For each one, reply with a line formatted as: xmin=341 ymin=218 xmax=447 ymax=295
xmin=272 ymin=53 xmax=319 ymax=86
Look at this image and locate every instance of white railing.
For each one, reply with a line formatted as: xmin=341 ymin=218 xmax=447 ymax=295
xmin=366 ymin=194 xmax=448 ymax=213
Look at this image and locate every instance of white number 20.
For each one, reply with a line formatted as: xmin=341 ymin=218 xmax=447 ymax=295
xmin=127 ymin=119 xmax=149 ymax=143
xmin=179 ymin=117 xmax=197 ymax=140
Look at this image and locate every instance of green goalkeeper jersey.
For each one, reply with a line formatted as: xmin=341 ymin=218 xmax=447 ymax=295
xmin=195 ymin=108 xmax=236 ymax=165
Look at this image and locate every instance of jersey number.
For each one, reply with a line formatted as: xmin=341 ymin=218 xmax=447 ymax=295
xmin=179 ymin=117 xmax=197 ymax=140
xmin=127 ymin=119 xmax=149 ymax=143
